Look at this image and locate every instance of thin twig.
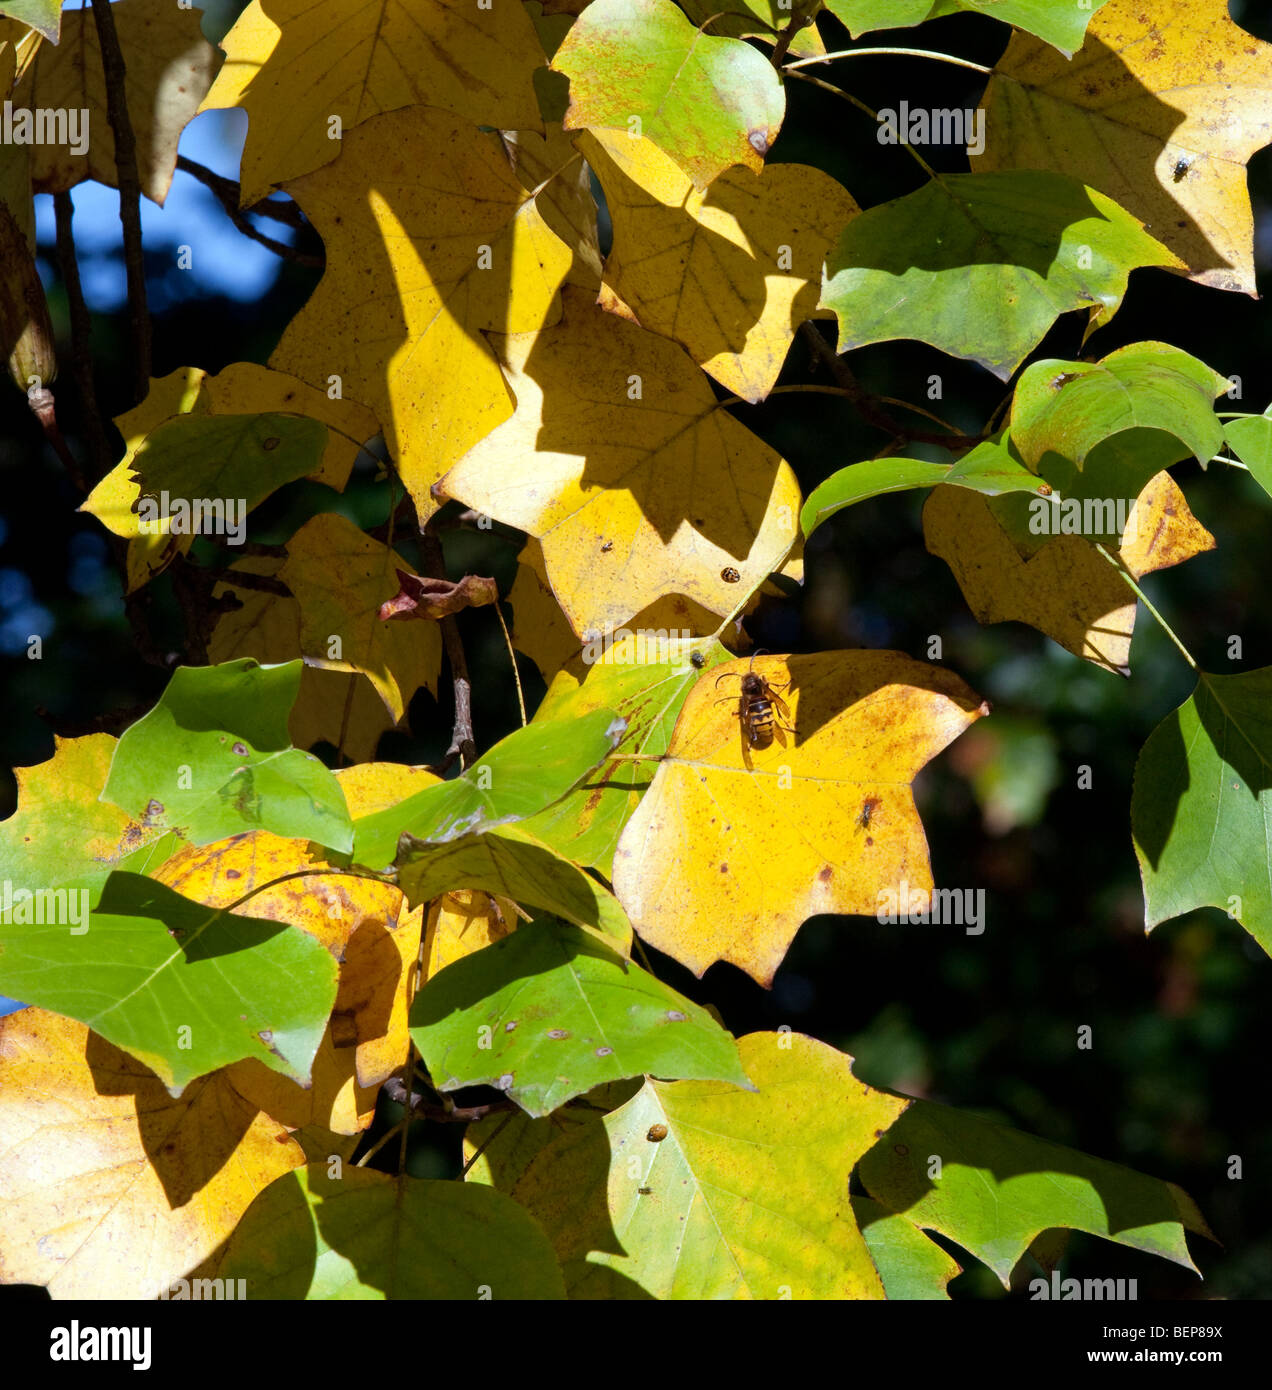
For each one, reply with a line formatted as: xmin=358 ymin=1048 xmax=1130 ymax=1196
xmin=460 ymin=1111 xmax=516 ymax=1179
xmin=799 ymin=323 xmax=973 ymax=450
xmin=52 ymin=190 xmax=112 ymax=483
xmin=494 ymin=601 xmax=526 ymax=727
xmin=175 ymin=155 xmax=323 ymax=267
xmin=204 ymin=566 xmax=293 ymax=598
xmin=784 ymin=47 xmax=993 ymax=76
xmin=90 ymin=0 xmax=150 ymax=403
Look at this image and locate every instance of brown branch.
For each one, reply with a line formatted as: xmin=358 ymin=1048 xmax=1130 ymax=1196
xmin=420 ymin=521 xmax=476 ymax=773
xmin=90 ymin=0 xmax=150 ymax=404
xmin=203 ymin=566 xmax=293 ymax=598
xmin=381 ymin=1076 xmax=516 ymax=1124
xmin=799 ymin=322 xmax=975 ymax=451
xmin=52 ymin=191 xmax=112 ymax=484
xmin=175 ymin=156 xmax=323 ymax=267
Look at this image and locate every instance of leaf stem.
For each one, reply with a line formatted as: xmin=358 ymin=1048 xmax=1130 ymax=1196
xmin=1093 ymin=544 xmax=1198 ymax=672
xmin=785 ymin=47 xmax=993 ymax=76
xmin=494 ymin=600 xmax=527 ymax=727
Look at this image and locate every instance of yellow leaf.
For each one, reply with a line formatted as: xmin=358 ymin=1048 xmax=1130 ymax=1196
xmin=17 ymin=1 xmax=220 ymax=204
xmin=423 ymin=890 xmax=517 ymax=978
xmin=270 ymin=106 xmax=573 ymax=520
xmin=0 ymin=1008 xmax=303 ymax=1299
xmin=441 ymin=286 xmax=801 ymax=639
xmin=507 ymin=537 xmax=734 ymax=694
xmin=333 ymin=764 xmax=434 ymax=1091
xmin=583 ymin=130 xmax=859 ymax=401
xmin=277 ymin=512 xmax=442 ymax=724
xmin=506 ymin=124 xmax=603 ymax=292
xmin=612 ymin=652 xmax=987 ymax=985
xmin=923 ymin=471 xmax=1215 ymax=675
xmin=201 ymin=0 xmax=545 ymax=207
xmin=973 ymin=0 xmax=1272 ymax=293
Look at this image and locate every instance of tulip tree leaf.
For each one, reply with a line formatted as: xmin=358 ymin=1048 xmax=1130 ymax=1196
xmin=411 ymin=919 xmax=749 ymax=1116
xmin=101 ymin=659 xmax=353 ymax=854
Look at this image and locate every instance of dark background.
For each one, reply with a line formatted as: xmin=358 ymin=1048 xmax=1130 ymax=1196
xmin=1 ymin=0 xmax=1269 ymax=1299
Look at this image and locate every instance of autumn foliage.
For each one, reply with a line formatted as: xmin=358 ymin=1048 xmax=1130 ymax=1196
xmin=2 ymin=0 xmax=1270 ymax=1301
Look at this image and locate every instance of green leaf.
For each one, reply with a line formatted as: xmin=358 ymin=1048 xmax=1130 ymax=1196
xmin=1011 ymin=343 xmax=1226 ymax=483
xmin=410 ymin=919 xmax=749 ymax=1116
xmin=130 ymin=413 xmax=328 ymax=528
xmin=1223 ymin=410 xmax=1272 ymax=503
xmin=1132 ymin=669 xmax=1272 ymax=956
xmin=350 ymin=708 xmax=627 ymax=872
xmin=0 ymin=872 xmax=338 ymax=1095
xmin=824 ymin=0 xmax=1110 ymax=51
xmin=398 ymin=824 xmax=634 ymax=946
xmin=553 ymin=0 xmax=785 ymax=190
xmin=801 ymin=459 xmax=951 ymax=535
xmin=102 ymin=659 xmax=353 ymax=854
xmin=519 ymin=642 xmax=732 ymax=876
xmin=819 ymin=171 xmax=1177 ymax=380
xmin=465 ymin=1034 xmax=907 ymax=1297
xmin=800 ymin=434 xmax=1051 ymax=535
xmin=0 ymin=0 xmax=61 ymax=43
xmin=0 ymin=734 xmax=177 ymax=907
xmin=859 ymin=1099 xmax=1212 ymax=1285
xmin=218 ymin=1165 xmax=565 ymax=1299
xmin=851 ymin=1195 xmax=961 ymax=1300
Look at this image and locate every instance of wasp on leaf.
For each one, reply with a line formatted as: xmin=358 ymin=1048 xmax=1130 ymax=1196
xmin=715 ymin=654 xmax=794 ymax=767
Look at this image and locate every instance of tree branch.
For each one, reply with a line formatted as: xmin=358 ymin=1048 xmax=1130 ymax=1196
xmin=90 ymin=0 xmax=150 ymax=404
xmin=798 ymin=322 xmax=975 ymax=451
xmin=420 ymin=521 xmax=476 ymax=773
xmin=176 ymin=156 xmax=324 ymax=267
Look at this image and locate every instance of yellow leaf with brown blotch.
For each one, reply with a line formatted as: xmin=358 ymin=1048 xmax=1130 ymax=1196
xmin=270 ymin=105 xmax=574 ymax=521
xmin=201 ymin=0 xmax=545 ymax=207
xmin=973 ymin=0 xmax=1272 ymax=294
xmin=0 ymin=1009 xmax=304 ymax=1300
xmin=582 ymin=130 xmax=859 ymax=401
xmin=612 ymin=652 xmax=987 ymax=986
xmin=923 ymin=471 xmax=1215 ymax=675
xmin=440 ymin=287 xmax=801 ymax=640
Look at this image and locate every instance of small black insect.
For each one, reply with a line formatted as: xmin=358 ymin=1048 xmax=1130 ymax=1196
xmin=690 ymin=651 xmax=706 ymax=669
xmin=1172 ymin=154 xmax=1194 ymax=182
xmin=601 ymin=540 xmax=613 ymax=552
